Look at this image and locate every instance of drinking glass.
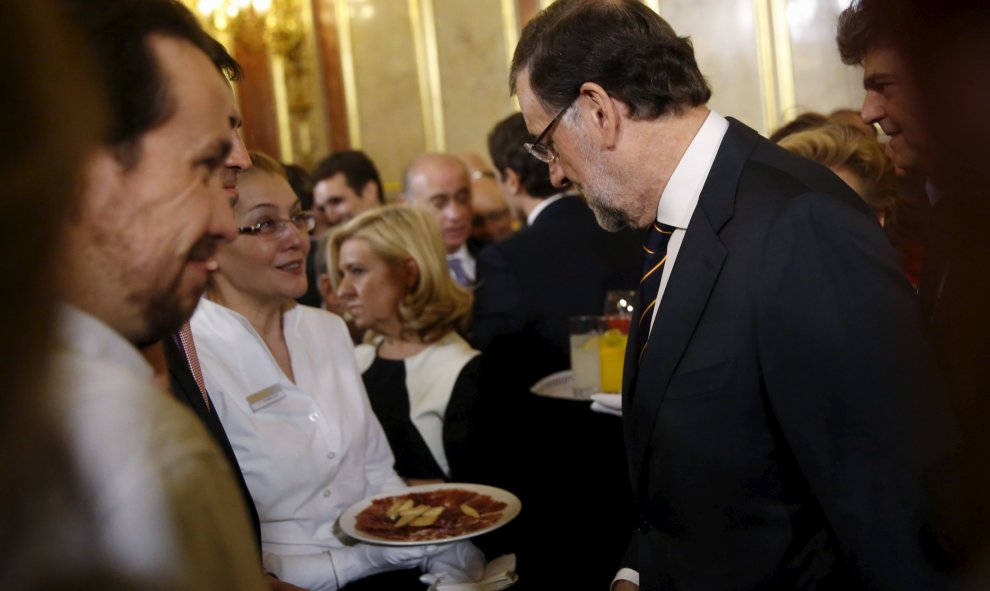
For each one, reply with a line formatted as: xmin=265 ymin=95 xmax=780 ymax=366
xmin=569 ymin=316 xmax=602 ymax=398
xmin=599 ymin=290 xmax=635 ymax=393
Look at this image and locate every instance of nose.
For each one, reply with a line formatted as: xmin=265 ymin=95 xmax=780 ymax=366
xmin=336 ymin=273 xmax=355 ymax=298
xmin=445 ymin=201 xmax=470 ymax=222
xmin=860 ymin=91 xmax=885 ymax=126
xmin=285 ymin=219 xmax=310 ymax=246
xmin=209 ymin=182 xmax=238 ymax=243
xmin=225 ymin=129 xmax=251 ymax=172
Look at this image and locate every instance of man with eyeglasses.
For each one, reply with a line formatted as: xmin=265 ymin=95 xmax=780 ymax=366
xmin=511 ymin=1 xmax=951 ymax=590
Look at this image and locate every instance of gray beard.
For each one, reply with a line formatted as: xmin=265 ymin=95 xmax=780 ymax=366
xmin=585 ymin=192 xmax=632 ymax=232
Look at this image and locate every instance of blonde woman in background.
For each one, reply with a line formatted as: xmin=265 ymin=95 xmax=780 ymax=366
xmin=191 ymin=152 xmax=483 ymax=591
xmin=329 ymin=206 xmax=480 ymax=485
xmin=778 ymin=122 xmax=898 ymax=226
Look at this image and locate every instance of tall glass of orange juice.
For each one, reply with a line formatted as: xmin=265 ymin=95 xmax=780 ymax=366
xmin=599 ymin=315 xmax=629 ymax=393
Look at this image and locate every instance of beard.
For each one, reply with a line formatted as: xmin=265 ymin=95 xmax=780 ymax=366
xmin=132 ymin=270 xmax=199 ymax=346
xmin=574 ymin=128 xmax=641 ymax=232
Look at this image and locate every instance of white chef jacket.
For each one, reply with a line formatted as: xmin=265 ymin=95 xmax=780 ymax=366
xmin=191 ymin=298 xmax=407 ymax=589
xmin=54 ymin=305 xmax=265 ymax=591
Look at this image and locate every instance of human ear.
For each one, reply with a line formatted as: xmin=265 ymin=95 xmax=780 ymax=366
xmin=504 ymin=168 xmax=522 ymax=196
xmin=318 ymin=273 xmax=333 ymax=301
xmin=402 ymin=257 xmax=420 ymax=290
xmin=578 ymin=81 xmax=622 ymax=149
xmin=360 ymin=180 xmax=380 ymax=205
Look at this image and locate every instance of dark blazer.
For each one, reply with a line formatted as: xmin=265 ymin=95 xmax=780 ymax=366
xmin=163 ymin=335 xmax=262 ymax=551
xmin=472 ymin=194 xmax=641 ymax=377
xmin=621 ymin=119 xmax=951 ymax=590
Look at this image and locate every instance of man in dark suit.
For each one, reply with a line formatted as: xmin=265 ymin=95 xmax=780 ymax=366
xmin=403 ymin=154 xmax=480 ymax=287
xmin=510 ymin=1 xmax=952 ymax=589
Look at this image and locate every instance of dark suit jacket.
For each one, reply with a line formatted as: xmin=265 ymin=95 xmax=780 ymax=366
xmin=471 ymin=194 xmax=641 ymax=378
xmin=621 ymin=119 xmax=951 ymax=590
xmin=163 ymin=335 xmax=262 ymax=551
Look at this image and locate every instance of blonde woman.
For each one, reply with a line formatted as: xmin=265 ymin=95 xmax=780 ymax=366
xmin=191 ymin=152 xmax=483 ymax=590
xmin=777 ymin=122 xmax=897 ymax=226
xmin=329 ymin=206 xmax=479 ymax=485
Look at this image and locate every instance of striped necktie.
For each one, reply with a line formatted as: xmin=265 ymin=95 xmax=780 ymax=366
xmin=636 ymin=220 xmax=676 ymax=363
xmin=175 ymin=321 xmax=211 ymax=411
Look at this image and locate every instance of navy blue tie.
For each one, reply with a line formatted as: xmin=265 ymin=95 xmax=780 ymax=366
xmin=636 ymin=220 xmax=676 ymax=363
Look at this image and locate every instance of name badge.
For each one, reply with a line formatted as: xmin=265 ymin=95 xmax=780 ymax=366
xmin=246 ymin=385 xmax=286 ymax=412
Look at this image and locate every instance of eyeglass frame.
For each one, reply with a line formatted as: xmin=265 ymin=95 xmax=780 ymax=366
xmin=523 ymin=99 xmax=575 ymax=164
xmin=237 ymin=210 xmax=316 ymax=238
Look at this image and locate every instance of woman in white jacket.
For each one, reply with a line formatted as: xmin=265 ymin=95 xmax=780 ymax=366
xmin=190 ymin=151 xmax=482 ymax=591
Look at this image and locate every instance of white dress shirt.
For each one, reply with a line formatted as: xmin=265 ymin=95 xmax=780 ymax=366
xmin=647 ymin=110 xmax=729 ymax=333
xmin=55 ymin=305 xmax=265 ymax=591
xmin=191 ymin=299 xmax=407 ymax=590
xmin=613 ymin=110 xmax=729 ymax=590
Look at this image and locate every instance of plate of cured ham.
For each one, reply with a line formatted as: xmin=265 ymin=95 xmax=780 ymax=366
xmin=339 ymin=483 xmax=521 ymax=545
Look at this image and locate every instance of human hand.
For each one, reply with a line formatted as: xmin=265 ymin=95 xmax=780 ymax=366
xmin=421 ymin=541 xmax=485 ymax=584
xmin=330 ymin=542 xmax=446 ymax=587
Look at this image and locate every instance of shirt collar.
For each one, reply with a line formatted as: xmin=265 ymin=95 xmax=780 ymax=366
xmin=448 ymin=244 xmax=470 ymax=263
xmin=57 ymin=304 xmax=154 ymax=380
xmin=656 ymin=110 xmax=729 ymax=228
xmin=527 ymin=191 xmax=568 ymax=226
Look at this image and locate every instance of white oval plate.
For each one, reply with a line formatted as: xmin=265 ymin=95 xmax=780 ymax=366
xmin=339 ymin=482 xmax=521 ymax=546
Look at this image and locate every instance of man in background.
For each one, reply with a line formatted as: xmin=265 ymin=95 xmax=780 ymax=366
xmin=839 ymin=0 xmax=990 ymax=572
xmin=469 ymin=111 xmax=641 ymax=589
xmin=473 ymin=112 xmax=641 ymax=360
xmin=403 ymin=153 xmax=477 ymax=287
xmin=311 ymin=150 xmax=384 ymax=234
xmin=457 ymin=152 xmax=516 ymax=245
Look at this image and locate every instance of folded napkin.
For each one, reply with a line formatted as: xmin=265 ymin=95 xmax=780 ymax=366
xmin=590 ymin=393 xmax=622 ymax=417
xmin=529 ymin=370 xmax=575 ymax=399
xmin=421 ymin=554 xmax=518 ymax=591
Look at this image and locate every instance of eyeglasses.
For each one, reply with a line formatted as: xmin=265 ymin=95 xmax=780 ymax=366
xmin=238 ymin=211 xmax=316 ymax=239
xmin=524 ymin=101 xmax=573 ymax=164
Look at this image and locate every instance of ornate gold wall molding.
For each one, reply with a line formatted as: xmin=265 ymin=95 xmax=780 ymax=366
xmin=754 ymin=0 xmax=797 ymax=133
xmin=185 ymin=0 xmax=324 ymax=166
xmin=333 ymin=0 xmax=362 ymax=148
xmin=409 ymin=0 xmax=446 ymax=153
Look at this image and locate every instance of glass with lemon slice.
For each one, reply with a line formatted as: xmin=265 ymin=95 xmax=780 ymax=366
xmin=569 ymin=316 xmax=602 ymax=398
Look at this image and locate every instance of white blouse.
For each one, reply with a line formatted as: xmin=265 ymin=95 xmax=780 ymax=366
xmin=191 ymin=298 xmax=406 ymax=589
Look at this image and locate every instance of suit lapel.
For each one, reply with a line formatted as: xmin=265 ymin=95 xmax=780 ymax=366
xmin=624 ymin=119 xmax=761 ymax=493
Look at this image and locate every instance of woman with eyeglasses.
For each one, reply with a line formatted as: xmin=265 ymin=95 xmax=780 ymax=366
xmin=190 ymin=152 xmax=483 ymax=590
